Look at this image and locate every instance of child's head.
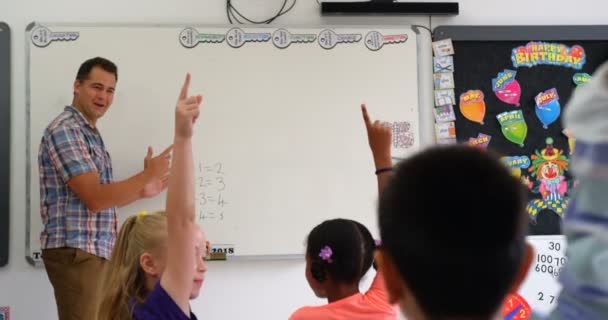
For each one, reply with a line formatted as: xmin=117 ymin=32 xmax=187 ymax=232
xmin=376 ymin=146 xmax=533 ymax=320
xmin=98 ymin=211 xmax=209 ymax=319
xmin=305 ymin=218 xmax=376 ymax=298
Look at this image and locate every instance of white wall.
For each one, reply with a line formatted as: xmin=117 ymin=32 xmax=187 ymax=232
xmin=2 ymin=0 xmax=607 ymax=319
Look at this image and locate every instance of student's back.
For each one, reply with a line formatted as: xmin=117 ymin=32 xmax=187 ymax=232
xmin=289 ymin=106 xmax=398 ymax=320
xmin=290 ymin=251 xmax=396 ymax=320
xmin=377 ymin=145 xmax=532 ymax=320
xmin=290 ymin=218 xmax=396 ymax=320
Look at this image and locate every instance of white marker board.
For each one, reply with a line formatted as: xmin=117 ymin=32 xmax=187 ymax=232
xmin=25 ymin=23 xmax=434 ymax=263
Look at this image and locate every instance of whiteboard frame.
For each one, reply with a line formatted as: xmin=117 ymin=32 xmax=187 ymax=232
xmin=0 ymin=22 xmax=11 ymax=268
xmin=24 ymin=22 xmax=434 ymax=266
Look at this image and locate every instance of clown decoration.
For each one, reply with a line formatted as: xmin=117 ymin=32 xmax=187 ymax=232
xmin=524 ymin=138 xmax=574 ymax=222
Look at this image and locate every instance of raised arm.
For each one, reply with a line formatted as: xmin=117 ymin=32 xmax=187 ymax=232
xmin=362 ymin=104 xmax=393 ymax=194
xmin=160 ymin=73 xmax=203 ymax=315
xmin=361 ymin=105 xmax=399 ymax=314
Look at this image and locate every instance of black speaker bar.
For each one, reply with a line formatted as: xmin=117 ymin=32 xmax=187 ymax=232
xmin=321 ymin=1 xmax=459 ymax=16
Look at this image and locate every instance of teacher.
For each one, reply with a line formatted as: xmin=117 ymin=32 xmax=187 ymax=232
xmin=37 ymin=57 xmax=171 ymax=319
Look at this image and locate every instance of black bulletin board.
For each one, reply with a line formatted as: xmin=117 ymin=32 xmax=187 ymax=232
xmin=0 ymin=22 xmax=10 ymax=267
xmin=434 ymin=26 xmax=608 ymax=235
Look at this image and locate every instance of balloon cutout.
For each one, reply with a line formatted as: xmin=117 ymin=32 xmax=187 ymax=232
xmin=468 ymin=133 xmax=492 ymax=149
xmin=535 ymin=88 xmax=561 ymax=129
xmin=501 ymin=155 xmax=531 ymax=179
xmin=459 ymin=90 xmax=486 ymax=125
xmin=497 ymin=110 xmax=528 ymax=147
xmin=573 ymin=73 xmax=591 ymax=86
xmin=492 ymin=69 xmax=521 ymax=107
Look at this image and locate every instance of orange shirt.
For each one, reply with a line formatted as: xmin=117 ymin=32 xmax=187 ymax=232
xmin=289 ymin=271 xmax=398 ymax=320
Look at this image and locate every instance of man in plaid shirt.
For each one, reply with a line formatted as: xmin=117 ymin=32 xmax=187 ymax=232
xmin=38 ymin=57 xmax=172 ymax=319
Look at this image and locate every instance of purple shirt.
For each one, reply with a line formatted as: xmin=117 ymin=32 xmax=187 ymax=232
xmin=132 ymin=282 xmax=198 ymax=320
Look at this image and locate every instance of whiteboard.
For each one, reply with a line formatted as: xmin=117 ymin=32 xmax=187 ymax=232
xmin=25 ymin=23 xmax=433 ymax=264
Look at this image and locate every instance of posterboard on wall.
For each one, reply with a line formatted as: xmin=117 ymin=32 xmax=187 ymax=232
xmin=433 ymin=25 xmax=608 ymax=316
xmin=0 ymin=22 xmax=10 ymax=268
xmin=25 ymin=23 xmax=434 ymax=265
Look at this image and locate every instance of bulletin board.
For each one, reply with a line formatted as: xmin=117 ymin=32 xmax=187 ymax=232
xmin=433 ymin=25 xmax=608 ymax=316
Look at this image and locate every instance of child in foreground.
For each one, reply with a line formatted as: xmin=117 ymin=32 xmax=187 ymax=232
xmin=97 ymin=73 xmax=206 ymax=320
xmin=289 ymin=105 xmax=398 ymax=320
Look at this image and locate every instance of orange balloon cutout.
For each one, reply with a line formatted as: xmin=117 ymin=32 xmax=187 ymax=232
xmin=459 ymin=90 xmax=486 ymax=125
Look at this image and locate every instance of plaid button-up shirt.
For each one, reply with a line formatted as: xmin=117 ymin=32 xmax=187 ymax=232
xmin=39 ymin=106 xmax=117 ymax=259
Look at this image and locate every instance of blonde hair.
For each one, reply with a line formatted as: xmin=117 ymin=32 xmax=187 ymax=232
xmin=97 ymin=211 xmax=167 ymax=320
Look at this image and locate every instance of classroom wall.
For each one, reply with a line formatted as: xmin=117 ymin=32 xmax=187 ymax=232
xmin=2 ymin=0 xmax=607 ymax=319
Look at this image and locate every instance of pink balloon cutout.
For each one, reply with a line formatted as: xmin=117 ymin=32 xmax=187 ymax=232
xmin=495 ymin=80 xmax=521 ymax=107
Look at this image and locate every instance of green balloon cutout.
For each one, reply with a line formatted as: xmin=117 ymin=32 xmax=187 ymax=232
xmin=497 ymin=110 xmax=528 ymax=147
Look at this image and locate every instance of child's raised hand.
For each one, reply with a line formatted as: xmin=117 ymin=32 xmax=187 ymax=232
xmin=175 ymin=73 xmax=203 ymax=139
xmin=361 ymin=104 xmax=392 ymax=167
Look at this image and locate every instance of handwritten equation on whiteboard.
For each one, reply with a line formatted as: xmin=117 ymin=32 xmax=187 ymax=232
xmin=196 ymin=162 xmax=229 ymax=222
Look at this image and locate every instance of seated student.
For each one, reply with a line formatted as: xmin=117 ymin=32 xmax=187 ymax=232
xmin=289 ymin=105 xmax=398 ymax=320
xmin=375 ymin=145 xmax=530 ymax=320
xmin=97 ymin=73 xmax=206 ymax=320
xmin=374 ymin=62 xmax=608 ymax=320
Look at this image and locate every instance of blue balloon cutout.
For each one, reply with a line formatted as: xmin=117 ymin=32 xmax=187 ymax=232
xmin=534 ymin=89 xmax=561 ymax=129
xmin=535 ymin=100 xmax=561 ymax=129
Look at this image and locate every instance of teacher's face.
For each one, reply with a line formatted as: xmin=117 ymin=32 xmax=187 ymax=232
xmin=73 ymin=66 xmax=116 ymax=125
